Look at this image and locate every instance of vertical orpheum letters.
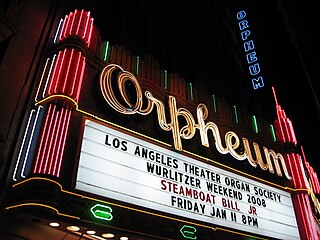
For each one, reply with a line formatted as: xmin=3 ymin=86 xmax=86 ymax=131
xmin=99 ymin=64 xmax=292 ymax=179
xmin=33 ymin=9 xmax=93 ymax=177
xmin=236 ymin=10 xmax=264 ymax=90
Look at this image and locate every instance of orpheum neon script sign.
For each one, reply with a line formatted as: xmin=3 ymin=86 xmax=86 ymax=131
xmin=99 ymin=64 xmax=291 ymax=179
xmin=236 ymin=10 xmax=264 ymax=90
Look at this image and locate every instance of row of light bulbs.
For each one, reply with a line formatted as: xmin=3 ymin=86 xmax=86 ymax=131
xmin=49 ymin=222 xmax=129 ymax=240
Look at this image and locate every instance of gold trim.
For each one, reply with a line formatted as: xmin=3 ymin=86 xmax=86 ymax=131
xmin=9 ymin=177 xmax=268 ymax=239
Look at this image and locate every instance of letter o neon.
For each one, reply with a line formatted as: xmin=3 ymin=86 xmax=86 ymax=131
xmin=99 ymin=64 xmax=143 ymax=114
xmin=236 ymin=10 xmax=246 ymax=20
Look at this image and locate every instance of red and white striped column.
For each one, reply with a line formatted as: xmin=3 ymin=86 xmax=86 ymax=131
xmin=272 ymin=87 xmax=319 ymax=240
xmin=33 ymin=9 xmax=93 ymax=177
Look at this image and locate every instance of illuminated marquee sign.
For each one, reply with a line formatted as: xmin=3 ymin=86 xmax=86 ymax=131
xmin=76 ymin=120 xmax=300 ymax=240
xmin=99 ymin=64 xmax=291 ymax=179
xmin=236 ymin=10 xmax=264 ymax=90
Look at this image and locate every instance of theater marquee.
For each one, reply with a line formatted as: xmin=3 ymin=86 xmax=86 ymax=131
xmin=76 ymin=119 xmax=300 ymax=240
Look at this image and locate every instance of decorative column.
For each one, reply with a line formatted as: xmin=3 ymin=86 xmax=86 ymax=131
xmin=33 ymin=9 xmax=94 ymax=177
xmin=272 ymin=87 xmax=319 ymax=240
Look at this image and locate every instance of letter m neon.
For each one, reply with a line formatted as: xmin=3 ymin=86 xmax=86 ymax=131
xmin=252 ymin=76 xmax=264 ymax=90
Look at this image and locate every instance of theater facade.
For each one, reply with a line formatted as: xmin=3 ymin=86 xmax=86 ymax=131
xmin=0 ymin=1 xmax=319 ymax=239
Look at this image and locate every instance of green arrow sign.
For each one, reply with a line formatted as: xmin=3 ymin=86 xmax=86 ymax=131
xmin=90 ymin=203 xmax=113 ymax=221
xmin=180 ymin=225 xmax=197 ymax=239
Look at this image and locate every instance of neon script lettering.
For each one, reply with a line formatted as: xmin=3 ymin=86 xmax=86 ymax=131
xmin=236 ymin=10 xmax=264 ymax=90
xmin=99 ymin=64 xmax=291 ymax=179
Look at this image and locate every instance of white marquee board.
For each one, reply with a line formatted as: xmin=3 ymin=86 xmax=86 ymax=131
xmin=75 ymin=120 xmax=300 ymax=239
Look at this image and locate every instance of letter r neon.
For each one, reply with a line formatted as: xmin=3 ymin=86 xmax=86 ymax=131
xmin=239 ymin=20 xmax=249 ymax=30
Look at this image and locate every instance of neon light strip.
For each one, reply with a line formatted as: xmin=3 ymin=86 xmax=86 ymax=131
xmin=103 ymin=41 xmax=110 ymax=61
xmin=164 ymin=70 xmax=168 ymax=89
xmin=283 ymin=118 xmax=291 ymax=142
xmin=292 ymin=154 xmax=302 ymax=187
xmin=76 ymin=10 xmax=84 ymax=35
xmin=69 ymin=10 xmax=77 ymax=36
xmin=43 ymin=105 xmax=59 ymax=173
xmin=63 ymin=12 xmax=72 ymax=38
xmin=212 ymin=95 xmax=217 ymax=112
xmin=82 ymin=11 xmax=90 ymax=39
xmin=47 ymin=51 xmax=62 ymax=95
xmin=53 ymin=49 xmax=67 ymax=94
xmin=35 ymin=58 xmax=50 ymax=102
xmin=43 ymin=50 xmax=86 ymax=101
xmin=277 ymin=113 xmax=286 ymax=142
xmin=52 ymin=108 xmax=67 ymax=176
xmin=300 ymin=146 xmax=307 ymax=163
xmin=286 ymin=154 xmax=298 ymax=187
xmin=57 ymin=9 xmax=94 ymax=47
xmin=33 ymin=104 xmax=53 ymax=173
xmin=252 ymin=115 xmax=258 ymax=133
xmin=305 ymin=195 xmax=318 ymax=238
xmin=269 ymin=124 xmax=276 ymax=142
xmin=303 ymin=194 xmax=315 ymax=239
xmin=272 ymin=87 xmax=286 ymax=142
xmin=59 ymin=15 xmax=68 ymax=41
xmin=278 ymin=116 xmax=286 ymax=142
xmin=75 ymin=56 xmax=86 ymax=101
xmin=48 ymin=108 xmax=63 ymax=174
xmin=62 ymin=48 xmax=74 ymax=93
xmin=31 ymin=103 xmax=71 ymax=176
xmin=296 ymin=195 xmax=310 ymax=238
xmin=189 ymin=83 xmax=194 ymax=101
xmin=38 ymin=104 xmax=56 ymax=173
xmin=305 ymin=147 xmax=320 ymax=192
xmin=53 ymin=19 xmax=63 ymax=43
xmin=12 ymin=109 xmax=35 ymax=181
xmin=298 ymin=155 xmax=309 ymax=187
xmin=233 ymin=105 xmax=238 ymax=124
xmin=86 ymin=18 xmax=94 ymax=47
xmin=42 ymin=54 xmax=57 ymax=98
xmin=288 ymin=120 xmax=297 ymax=144
xmin=55 ymin=109 xmax=71 ymax=177
xmin=275 ymin=103 xmax=297 ymax=144
xmin=5 ymin=202 xmax=79 ymax=219
xmin=70 ymin=51 xmax=82 ymax=97
xmin=21 ymin=105 xmax=43 ymax=178
xmin=136 ymin=56 xmax=140 ymax=75
xmin=293 ymin=154 xmax=302 ymax=187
